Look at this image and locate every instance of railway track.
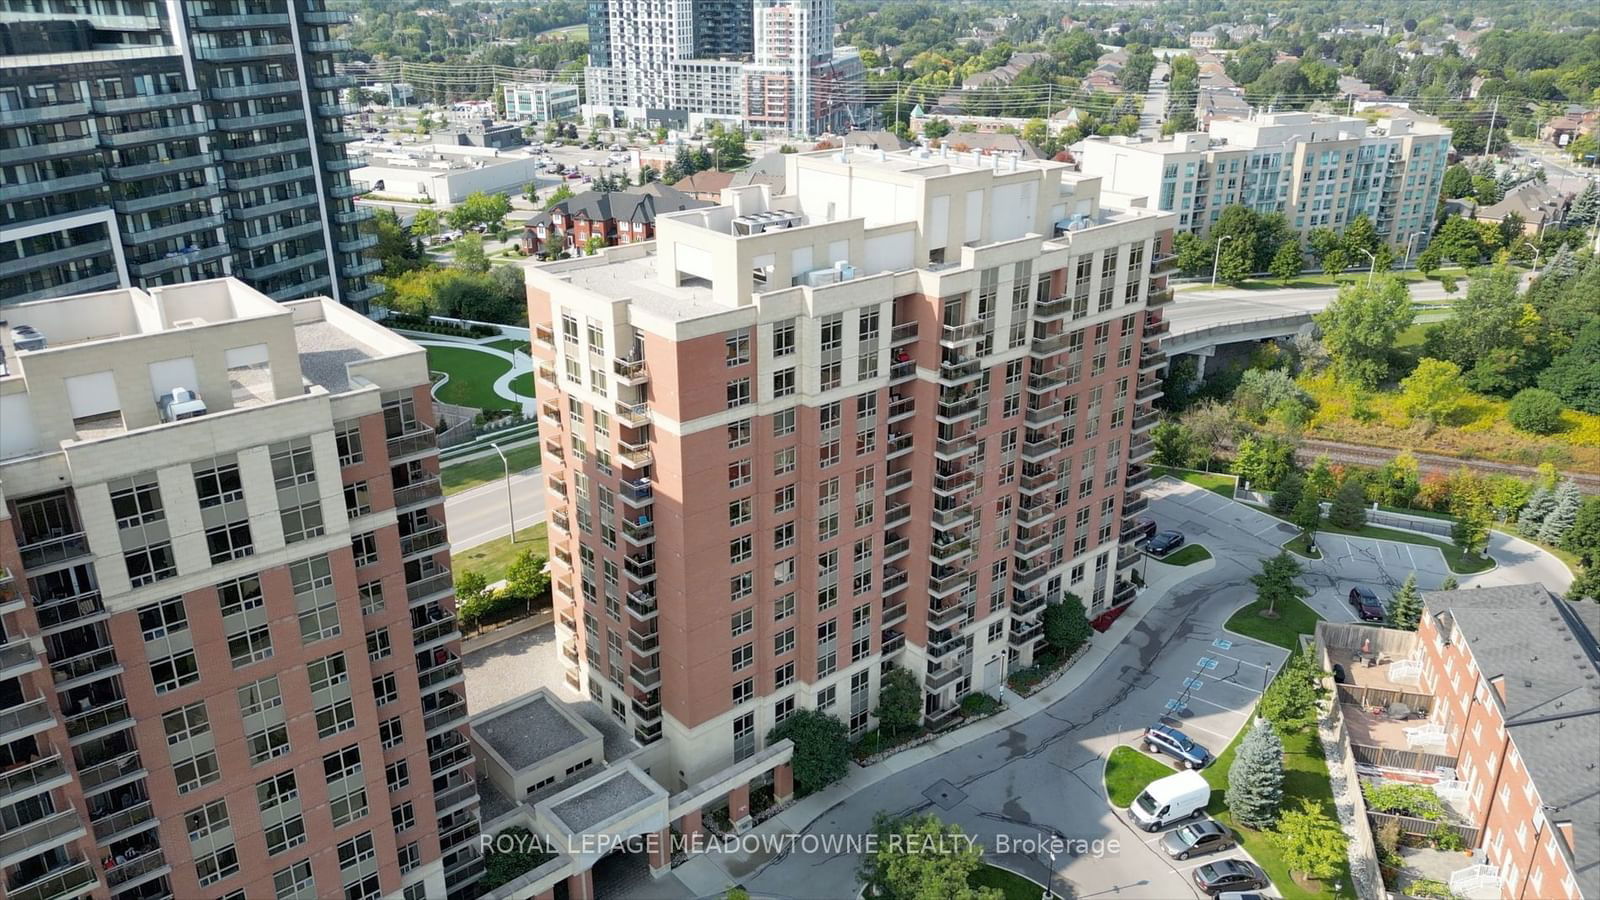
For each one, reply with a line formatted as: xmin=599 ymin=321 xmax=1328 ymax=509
xmin=1293 ymin=438 xmax=1600 ymax=492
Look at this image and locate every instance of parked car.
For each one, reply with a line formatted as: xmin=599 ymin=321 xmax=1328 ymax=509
xmin=1192 ymin=859 xmax=1268 ymax=896
xmin=1144 ymin=724 xmax=1212 ymax=769
xmin=1348 ymin=587 xmax=1386 ymax=622
xmin=1130 ymin=517 xmax=1159 ymax=545
xmin=1159 ymin=819 xmax=1235 ymax=860
xmin=579 ymin=158 xmax=599 ymax=166
xmin=1216 ymin=893 xmax=1269 ymax=900
xmin=1146 ymin=531 xmax=1186 ymax=556
xmin=1129 ymin=770 xmax=1210 ymax=832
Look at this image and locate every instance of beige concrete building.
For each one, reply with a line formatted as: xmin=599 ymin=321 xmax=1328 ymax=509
xmin=526 ymin=146 xmax=1175 ymax=788
xmin=1080 ymin=111 xmax=1452 ymax=252
xmin=0 ymin=279 xmax=478 ymax=900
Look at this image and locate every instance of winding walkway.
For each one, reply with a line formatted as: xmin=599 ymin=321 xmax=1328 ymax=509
xmin=409 ymin=336 xmax=534 ymax=409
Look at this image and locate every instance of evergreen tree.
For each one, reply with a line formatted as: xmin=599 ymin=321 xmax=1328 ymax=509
xmin=1568 ymin=182 xmax=1600 ymax=229
xmin=1389 ymin=573 xmax=1423 ymax=631
xmin=1225 ymin=718 xmax=1286 ymax=829
xmin=1042 ymin=593 xmax=1093 ymax=658
xmin=1543 ymin=244 xmax=1578 ymax=279
xmin=1517 ymin=484 xmax=1556 ymax=537
xmin=1329 ymin=478 xmax=1369 ymax=529
xmin=1538 ymin=480 xmax=1583 ymax=544
xmin=1269 ymin=473 xmax=1304 ymax=516
xmin=1439 ymin=575 xmax=1459 ymax=591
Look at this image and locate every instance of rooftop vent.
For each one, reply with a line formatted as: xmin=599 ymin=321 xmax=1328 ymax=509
xmin=10 ymin=324 xmax=46 ymax=351
xmin=732 ymin=210 xmax=802 ymax=236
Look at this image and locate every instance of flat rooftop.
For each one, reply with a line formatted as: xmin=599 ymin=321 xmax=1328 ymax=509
xmin=475 ymin=692 xmax=591 ymax=770
xmin=546 ymin=766 xmax=660 ymax=834
xmin=292 ymin=317 xmax=384 ymax=393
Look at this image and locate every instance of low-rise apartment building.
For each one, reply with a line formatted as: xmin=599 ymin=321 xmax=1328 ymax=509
xmin=520 ymin=184 xmax=709 ymax=258
xmin=1079 ymin=111 xmax=1452 ymax=251
xmin=526 ymin=145 xmax=1174 ymax=787
xmin=0 ymin=279 xmax=479 ymax=900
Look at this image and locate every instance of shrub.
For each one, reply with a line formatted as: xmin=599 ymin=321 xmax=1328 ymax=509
xmin=1042 ymin=593 xmax=1093 ymax=658
xmin=959 ymin=692 xmax=1000 ymax=717
xmin=1508 ymin=388 xmax=1565 ymax=434
xmin=767 ymin=709 xmax=849 ymax=797
xmin=1362 ymin=782 xmax=1447 ymax=821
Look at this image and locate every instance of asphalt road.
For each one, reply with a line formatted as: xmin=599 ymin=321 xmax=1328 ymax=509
xmin=1164 ymin=277 xmax=1457 ymax=337
xmin=443 ymin=467 xmax=547 ymax=551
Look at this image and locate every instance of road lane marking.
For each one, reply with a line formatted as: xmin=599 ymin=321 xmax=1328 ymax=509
xmin=1186 ymin=695 xmax=1245 ymax=713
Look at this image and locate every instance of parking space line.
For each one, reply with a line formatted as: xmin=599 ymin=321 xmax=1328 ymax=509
xmin=1193 ymin=673 xmax=1263 ymax=694
xmin=1177 ymin=721 xmax=1234 ymax=740
xmin=1405 ymin=544 xmax=1417 ymax=570
xmin=1186 ymin=694 xmax=1244 ymax=713
xmin=1207 ymin=652 xmax=1273 ymax=670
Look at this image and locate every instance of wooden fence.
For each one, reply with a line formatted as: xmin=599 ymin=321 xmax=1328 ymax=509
xmin=1367 ymin=811 xmax=1481 ymax=848
xmin=1349 ymin=741 xmax=1459 ymax=774
xmin=1320 ymin=671 xmax=1384 ymax=900
xmin=1336 ymin=684 xmax=1436 ymax=716
xmin=1317 ymin=621 xmax=1420 ymax=661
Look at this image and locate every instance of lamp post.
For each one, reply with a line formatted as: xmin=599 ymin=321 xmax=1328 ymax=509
xmin=1357 ymin=247 xmax=1377 ymax=285
xmin=490 ymin=442 xmax=516 ymax=544
xmin=1403 ymin=232 xmax=1422 ymax=270
xmin=1210 ymin=234 xmax=1233 ymax=286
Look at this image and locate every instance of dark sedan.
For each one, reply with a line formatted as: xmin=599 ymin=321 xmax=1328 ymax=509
xmin=1146 ymin=530 xmax=1186 ymax=556
xmin=1193 ymin=859 xmax=1269 ymax=896
xmin=1348 ymin=586 xmax=1386 ymax=621
xmin=1159 ymin=818 xmax=1235 ymax=860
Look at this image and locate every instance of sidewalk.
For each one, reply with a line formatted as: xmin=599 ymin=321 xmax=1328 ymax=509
xmin=671 ymin=560 xmax=1208 ymax=896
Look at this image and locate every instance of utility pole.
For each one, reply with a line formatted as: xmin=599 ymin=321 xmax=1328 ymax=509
xmin=1485 ymin=95 xmax=1500 ymax=158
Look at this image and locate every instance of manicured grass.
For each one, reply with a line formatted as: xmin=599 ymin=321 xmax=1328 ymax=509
xmin=506 ymin=372 xmax=535 ymax=399
xmin=1283 ymin=533 xmax=1324 ymax=559
xmin=1152 ymin=465 xmax=1237 ymax=499
xmin=485 ymin=338 xmax=531 ymax=354
xmin=968 ymin=864 xmax=1044 ymax=900
xmin=1176 ymin=267 xmax=1467 ymax=293
xmin=1204 ymin=726 xmax=1349 ymax=900
xmin=1224 ymin=594 xmax=1323 ymax=651
xmin=1160 ymin=543 xmax=1212 ymax=566
xmin=426 ymin=345 xmax=516 ymax=411
xmin=1104 ymin=745 xmax=1175 ymax=807
xmin=440 ymin=443 xmax=542 ymax=496
xmin=451 ymin=523 xmax=548 ymax=584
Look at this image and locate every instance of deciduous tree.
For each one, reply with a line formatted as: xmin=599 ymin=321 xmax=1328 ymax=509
xmin=858 ymin=814 xmax=1001 ymax=900
xmin=1314 ymin=277 xmax=1414 ymax=388
xmin=873 ymin=666 xmax=922 ymax=738
xmin=1399 ymin=358 xmax=1467 ymax=426
xmin=1269 ymin=801 xmax=1348 ymax=881
xmin=767 ymin=709 xmax=849 ymax=797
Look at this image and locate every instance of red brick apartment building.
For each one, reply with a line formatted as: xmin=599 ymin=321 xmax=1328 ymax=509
xmin=0 ymin=280 xmax=479 ymax=900
xmin=526 ymin=146 xmax=1174 ymax=788
xmin=521 ymin=184 xmax=708 ymax=259
xmin=1409 ymin=585 xmax=1598 ymax=899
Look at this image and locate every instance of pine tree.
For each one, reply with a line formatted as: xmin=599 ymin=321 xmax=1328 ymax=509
xmin=1538 ymin=480 xmax=1582 ymax=544
xmin=1544 ymin=244 xmax=1578 ymax=279
xmin=1390 ymin=573 xmax=1423 ymax=631
xmin=1225 ymin=717 xmax=1286 ymax=829
xmin=1328 ymin=478 xmax=1368 ymax=530
xmin=1568 ymin=182 xmax=1600 ymax=229
xmin=1439 ymin=575 xmax=1459 ymax=591
xmin=1517 ymin=484 xmax=1556 ymax=537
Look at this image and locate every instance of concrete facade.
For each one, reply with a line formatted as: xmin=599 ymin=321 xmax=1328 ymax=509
xmin=0 ymin=279 xmax=480 ymax=900
xmin=526 ymin=146 xmax=1174 ymax=788
xmin=1079 ymin=111 xmax=1452 ymax=251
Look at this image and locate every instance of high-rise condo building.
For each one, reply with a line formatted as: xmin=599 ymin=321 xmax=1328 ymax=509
xmin=1079 ymin=112 xmax=1452 ymax=252
xmin=527 ymin=146 xmax=1174 ymax=786
xmin=0 ymin=1 xmax=383 ymax=311
xmin=582 ymin=0 xmax=863 ymax=136
xmin=0 ymin=279 xmax=478 ymax=900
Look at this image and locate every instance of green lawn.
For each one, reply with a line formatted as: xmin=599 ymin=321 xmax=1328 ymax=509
xmin=968 ymin=864 xmax=1044 ymax=900
xmin=485 ymin=338 xmax=531 ymax=355
xmin=1152 ymin=465 xmax=1238 ymax=499
xmin=1177 ymin=267 xmax=1468 ymax=293
xmin=451 ymin=523 xmax=548 ymax=584
xmin=1160 ymin=543 xmax=1212 ymax=567
xmin=440 ymin=443 xmax=542 ymax=496
xmin=1204 ymin=727 xmax=1349 ymax=900
xmin=426 ymin=345 xmax=515 ymax=411
xmin=1283 ymin=533 xmax=1324 ymax=560
xmin=1224 ymin=594 xmax=1323 ymax=651
xmin=506 ymin=372 xmax=535 ymax=399
xmin=1104 ymin=745 xmax=1175 ymax=807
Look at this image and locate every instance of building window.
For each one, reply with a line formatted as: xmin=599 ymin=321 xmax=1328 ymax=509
xmin=732 ymin=677 xmax=753 ymax=705
xmin=273 ymin=860 xmax=315 ymax=899
xmin=391 ymin=801 xmax=415 ymax=833
xmin=257 ymin=771 xmax=307 ymax=855
xmin=343 ymin=482 xmax=371 ymax=518
xmin=773 ymin=408 xmax=795 ymax=436
xmin=726 ymin=329 xmax=750 ymax=366
xmin=774 ymin=695 xmax=795 ymax=723
xmin=385 ymin=760 xmax=409 ymax=792
xmin=772 ymin=319 xmax=796 ymax=356
xmin=292 ymin=555 xmax=341 ymax=644
xmin=351 ymin=532 xmax=379 ymax=568
xmin=775 ymin=660 xmax=795 ymax=688
xmin=335 ymin=422 xmax=364 ymax=467
xmin=727 ymin=419 xmax=752 ymax=449
xmin=151 ymin=648 xmax=200 ymax=694
xmin=732 ymin=642 xmax=754 ymax=671
xmin=125 ymin=543 xmax=178 ymax=587
xmin=358 ymin=580 xmax=384 ymax=616
xmin=372 ymin=673 xmax=398 ymax=707
xmin=206 ymin=521 xmax=254 ymax=563
xmin=733 ymin=712 xmax=756 ymax=762
xmin=773 ymin=368 xmax=795 ymax=397
xmin=366 ymin=628 xmax=391 ymax=661
xmin=195 ymin=460 xmax=245 ymax=508
xmin=380 ymin=716 xmax=404 ymax=750
xmin=726 ymin=378 xmax=751 ymax=408
xmin=728 ymin=459 xmax=752 ymax=488
xmin=324 ymin=746 xmax=369 ymax=828
xmin=280 ymin=501 xmax=325 ymax=544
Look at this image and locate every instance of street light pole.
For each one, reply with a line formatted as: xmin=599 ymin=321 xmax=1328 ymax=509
xmin=490 ymin=442 xmax=516 ymax=544
xmin=1210 ymin=234 xmax=1233 ymax=286
xmin=1357 ymin=247 xmax=1377 ymax=285
xmin=1403 ymin=232 xmax=1422 ymax=270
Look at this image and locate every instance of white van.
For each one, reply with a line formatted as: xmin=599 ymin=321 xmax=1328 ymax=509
xmin=1128 ymin=769 xmax=1211 ymax=832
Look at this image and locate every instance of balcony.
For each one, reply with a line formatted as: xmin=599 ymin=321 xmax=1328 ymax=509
xmin=429 ymin=734 xmax=473 ymax=774
xmin=615 ymin=400 xmax=650 ymax=427
xmin=1146 ymin=288 xmax=1174 ymax=307
xmin=549 ymin=510 xmax=570 ymax=536
xmin=882 ymin=567 xmax=908 ymax=595
xmin=406 ymin=572 xmax=453 ymax=605
xmin=1013 ymin=561 xmax=1050 ymax=589
xmin=92 ymin=90 xmax=201 ymax=115
xmin=0 ymin=635 xmax=39 ymax=679
xmin=0 ymin=751 xmax=67 ymax=805
xmin=4 ymin=171 xmax=104 ymax=203
xmin=305 ymin=38 xmax=352 ymax=52
xmin=1021 ymin=437 xmax=1056 ymax=463
xmin=18 ymin=531 xmax=91 ymax=570
xmin=632 ymin=693 xmax=662 ymax=724
xmin=242 ymin=248 xmax=326 ymax=281
xmin=400 ymin=526 xmax=448 ymax=557
xmin=1029 ymin=331 xmax=1069 ymax=356
xmin=627 ymin=626 xmax=659 ymax=656
xmin=925 ymin=663 xmax=965 ymax=690
xmin=1130 ymin=438 xmax=1155 ymax=463
xmin=936 ymin=394 xmax=980 ymax=421
xmin=316 ymin=103 xmax=360 ymax=118
xmin=412 ymin=618 xmax=460 ymax=650
xmin=1028 ymin=368 xmax=1066 ymax=394
xmin=47 ymin=645 xmax=120 ymax=687
xmin=929 ymin=537 xmax=972 ymax=564
xmin=65 ymin=699 xmax=131 ymax=739
xmin=1151 ymin=253 xmax=1178 ymax=275
xmin=1125 ymin=466 xmax=1151 ymax=490
xmin=5 ymin=860 xmax=96 ymax=900
xmin=0 ymin=808 xmax=85 ymax=861
xmin=543 ymin=439 xmax=566 ymax=464
xmin=1011 ymin=592 xmax=1047 ymax=617
xmin=330 ymin=180 xmax=372 ymax=200
xmin=620 ymin=478 xmax=653 ymax=507
xmin=927 ymin=601 xmax=968 ymax=629
xmin=91 ymin=799 xmax=156 ymax=843
xmin=546 ymin=475 xmax=569 ymax=502
xmin=193 ymin=42 xmax=296 ymax=61
xmin=320 ymin=129 xmax=363 ymax=145
xmin=933 ymin=433 xmax=978 ymax=459
xmin=105 ymin=848 xmax=167 ymax=889
xmin=387 ymin=423 xmax=438 ymax=459
xmin=1136 ymin=380 xmax=1164 ymax=403
xmin=1034 ymin=296 xmax=1070 ymax=320
xmin=0 ymin=699 xmax=55 ymax=743
xmin=208 ymin=80 xmax=299 ymax=101
xmin=1143 ymin=317 xmax=1171 ymax=338
xmin=1138 ymin=350 xmax=1168 ymax=373
xmin=1014 ymin=531 xmax=1051 ymax=558
xmin=220 ymin=137 xmax=310 ymax=162
xmin=882 ymin=629 xmax=906 ymax=654
xmin=192 ymin=12 xmax=289 ymax=28
xmin=310 ymin=74 xmax=357 ymax=91
xmin=624 ymin=555 xmax=657 ymax=582
xmin=393 ymin=478 xmax=443 ymax=509
xmin=885 ymin=431 xmax=914 ymax=459
xmin=613 ymin=357 xmax=648 ymax=385
xmin=621 ymin=517 xmax=655 ymax=545
xmin=889 ymin=360 xmax=916 ymax=382
xmin=885 ymin=502 xmax=911 ymax=528
xmin=76 ymin=750 xmax=145 ymax=794
xmin=931 ymin=503 xmax=973 ymax=529
xmin=333 ymin=205 xmax=374 ymax=225
xmin=1010 ymin=622 xmax=1045 ymax=647
xmin=1124 ymin=495 xmax=1149 ymax=517
xmin=418 ymin=657 xmax=463 ymax=691
xmin=886 ymin=396 xmax=915 ymax=423
xmin=929 ymin=569 xmax=968 ymax=597
xmin=323 ymin=154 xmax=368 ymax=173
xmin=885 ymin=468 xmax=913 ymax=495
xmin=610 ymin=588 xmax=654 ymax=627
xmin=6 ymin=100 xmax=90 ymax=125
xmin=617 ymin=440 xmax=653 ymax=469
xmin=890 ymin=322 xmax=918 ymax=345
xmin=883 ymin=535 xmax=910 ymax=562
xmin=0 ymin=134 xmax=96 ymax=166
xmin=1131 ymin=412 xmax=1158 ymax=434
xmin=939 ymin=321 xmax=984 ymax=346
xmin=938 ymin=357 xmax=982 ymax=383
xmin=629 ymin=662 xmax=662 ymax=692
xmin=302 ymin=9 xmax=353 ymax=25
xmin=226 ymin=166 xmax=315 ymax=195
xmin=432 ymin=780 xmax=479 ymax=817
xmin=337 ymin=233 xmax=378 ymax=256
xmin=1019 ymin=466 xmax=1055 ymax=494
xmin=1024 ymin=401 xmax=1063 ymax=427
xmin=1017 ymin=500 xmax=1053 ymax=526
